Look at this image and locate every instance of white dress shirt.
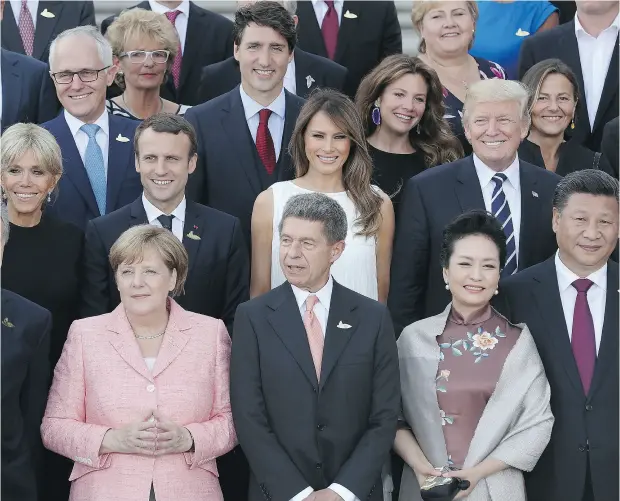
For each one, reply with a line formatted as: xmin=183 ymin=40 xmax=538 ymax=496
xmin=64 ymin=109 xmax=110 ymax=176
xmin=289 ymin=276 xmax=360 ymax=501
xmin=10 ymin=0 xmax=39 ymax=30
xmin=283 ymin=56 xmax=297 ymax=95
xmin=554 ymin=251 xmax=607 ymax=354
xmin=149 ymin=0 xmax=190 ymax=55
xmin=142 ymin=193 xmax=186 ymax=242
xmin=473 ymin=153 xmax=522 ymax=259
xmin=575 ymin=13 xmax=620 ymax=129
xmin=239 ymin=84 xmax=286 ymax=161
xmin=311 ymin=0 xmax=343 ymax=26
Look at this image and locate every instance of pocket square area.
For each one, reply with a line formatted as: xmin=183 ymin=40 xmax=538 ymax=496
xmin=337 ymin=321 xmax=352 ymax=329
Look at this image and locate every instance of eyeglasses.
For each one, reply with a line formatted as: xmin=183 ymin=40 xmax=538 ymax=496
xmin=118 ymin=50 xmax=170 ymax=64
xmin=51 ymin=66 xmax=111 ymax=84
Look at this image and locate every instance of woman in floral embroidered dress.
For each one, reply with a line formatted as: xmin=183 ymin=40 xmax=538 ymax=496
xmin=394 ymin=210 xmax=553 ymax=501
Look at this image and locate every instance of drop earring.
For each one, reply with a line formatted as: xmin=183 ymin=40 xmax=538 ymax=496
xmin=570 ymin=119 xmax=575 ymax=130
xmin=371 ymin=104 xmax=381 ymax=126
xmin=417 ymin=123 xmax=421 ymax=134
xmin=47 ymin=192 xmax=51 ymax=203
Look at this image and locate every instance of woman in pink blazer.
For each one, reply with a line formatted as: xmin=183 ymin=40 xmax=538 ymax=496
xmin=41 ymin=226 xmax=237 ymax=501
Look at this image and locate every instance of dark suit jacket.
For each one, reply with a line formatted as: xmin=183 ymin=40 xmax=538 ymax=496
xmin=1 ymin=1 xmax=95 ymax=63
xmin=230 ymin=280 xmax=400 ymax=501
xmin=197 ymin=48 xmax=348 ymax=103
xmin=101 ymin=1 xmax=233 ymax=106
xmin=80 ymin=196 xmax=249 ymax=334
xmin=1 ymin=289 xmax=51 ymax=501
xmin=296 ymin=1 xmax=401 ymax=97
xmin=388 ymin=155 xmax=561 ymax=335
xmin=518 ymin=20 xmax=619 ymax=151
xmin=41 ymin=113 xmax=142 ymax=231
xmin=497 ymin=258 xmax=619 ymax=501
xmin=1 ymin=49 xmax=58 ymax=130
xmin=600 ymin=116 xmax=619 ymax=179
xmin=184 ymin=86 xmax=305 ymax=247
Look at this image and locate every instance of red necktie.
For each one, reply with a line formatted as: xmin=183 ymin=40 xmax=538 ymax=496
xmin=256 ymin=109 xmax=276 ymax=175
xmin=18 ymin=0 xmax=35 ymax=56
xmin=571 ymin=279 xmax=596 ymax=394
xmin=164 ymin=10 xmax=183 ymax=88
xmin=321 ymin=1 xmax=339 ymax=60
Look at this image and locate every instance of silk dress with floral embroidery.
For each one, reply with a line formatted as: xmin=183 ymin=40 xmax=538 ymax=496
xmin=435 ymin=305 xmax=520 ymax=467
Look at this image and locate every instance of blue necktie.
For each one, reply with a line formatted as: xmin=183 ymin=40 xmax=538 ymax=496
xmin=80 ymin=124 xmax=107 ymax=216
xmin=491 ymin=173 xmax=517 ymax=276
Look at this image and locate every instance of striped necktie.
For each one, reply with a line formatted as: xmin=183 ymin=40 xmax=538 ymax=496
xmin=491 ymin=173 xmax=517 ymax=276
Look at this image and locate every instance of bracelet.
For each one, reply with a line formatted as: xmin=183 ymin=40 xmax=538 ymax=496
xmin=185 ymin=428 xmax=195 ymax=453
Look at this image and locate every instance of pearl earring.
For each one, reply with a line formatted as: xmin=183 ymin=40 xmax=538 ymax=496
xmin=445 ymin=283 xmax=450 ymax=290
xmin=494 ymin=289 xmax=499 ymax=295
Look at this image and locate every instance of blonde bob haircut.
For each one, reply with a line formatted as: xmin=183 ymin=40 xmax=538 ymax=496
xmin=411 ymin=1 xmax=479 ymax=54
xmin=1 ymin=123 xmax=63 ymax=199
xmin=106 ymin=8 xmax=180 ymax=89
xmin=109 ymin=225 xmax=188 ymax=297
xmin=462 ymin=79 xmax=531 ymax=129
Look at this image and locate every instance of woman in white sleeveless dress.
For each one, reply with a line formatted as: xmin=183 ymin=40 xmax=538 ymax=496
xmin=251 ymin=89 xmax=395 ymax=303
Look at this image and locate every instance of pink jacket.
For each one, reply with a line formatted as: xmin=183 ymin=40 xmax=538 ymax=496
xmin=41 ymin=300 xmax=237 ymax=501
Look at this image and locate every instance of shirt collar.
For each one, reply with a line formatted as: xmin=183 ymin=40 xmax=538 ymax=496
xmin=239 ymin=84 xmax=286 ymax=121
xmin=142 ymin=193 xmax=186 ymax=224
xmin=575 ymin=12 xmax=620 ymax=38
xmin=473 ymin=153 xmax=521 ymax=191
xmin=554 ymin=250 xmax=608 ymax=293
xmin=291 ymin=275 xmax=334 ymax=313
xmin=149 ymin=0 xmax=190 ymax=16
xmin=311 ymin=0 xmax=344 ymax=8
xmin=64 ymin=109 xmax=109 ymax=140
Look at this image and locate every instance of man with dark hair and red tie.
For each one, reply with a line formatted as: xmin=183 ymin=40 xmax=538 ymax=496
xmin=497 ymin=169 xmax=619 ymax=501
xmin=185 ymin=1 xmax=305 ymax=252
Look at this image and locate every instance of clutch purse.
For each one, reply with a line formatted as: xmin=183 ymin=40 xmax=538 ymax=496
xmin=420 ymin=466 xmax=470 ymax=501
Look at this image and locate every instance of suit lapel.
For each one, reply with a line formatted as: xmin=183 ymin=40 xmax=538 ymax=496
xmin=151 ymin=301 xmax=191 ymax=378
xmin=334 ymin=1 xmax=362 ymax=61
xmin=517 ymin=162 xmax=542 ymax=268
xmin=562 ymin=24 xmax=590 ymax=142
xmin=294 ymin=50 xmax=309 ymax=97
xmin=129 ymin=196 xmax=149 ymax=226
xmin=1 ymin=3 xmax=24 ymax=54
xmin=221 ymin=88 xmax=263 ymax=195
xmin=33 ymin=1 xmax=63 ymax=60
xmin=319 ymin=281 xmax=358 ymax=390
xmin=181 ymin=201 xmax=203 ymax=275
xmin=588 ymin=263 xmax=619 ymax=400
xmin=454 ymin=157 xmax=485 ymax=212
xmin=106 ymin=115 xmax=134 ymax=213
xmin=278 ymin=91 xmax=300 ymax=180
xmin=531 ymin=259 xmax=584 ymax=395
xmin=267 ymin=283 xmax=318 ymax=388
xmin=177 ymin=3 xmax=202 ymax=96
xmin=1 ymin=52 xmax=22 ymax=129
xmin=593 ymin=38 xmax=619 ymax=132
xmin=297 ymin=1 xmax=327 ymax=58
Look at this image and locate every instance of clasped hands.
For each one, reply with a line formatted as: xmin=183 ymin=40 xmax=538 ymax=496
xmin=100 ymin=410 xmax=193 ymax=456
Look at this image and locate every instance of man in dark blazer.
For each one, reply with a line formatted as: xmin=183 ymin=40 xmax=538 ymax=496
xmin=1 ymin=48 xmax=59 ymax=130
xmin=231 ymin=192 xmax=399 ymax=501
xmin=599 ymin=116 xmax=618 ymax=179
xmin=1 ymin=204 xmax=52 ymax=501
xmin=185 ymin=2 xmax=305 ymax=249
xmin=198 ymin=47 xmax=347 ymax=102
xmin=42 ymin=26 xmax=141 ymax=231
xmin=101 ymin=0 xmax=233 ymax=106
xmin=388 ymin=80 xmax=561 ymax=335
xmin=497 ymin=170 xmax=619 ymax=501
xmin=518 ymin=1 xmax=618 ymax=151
xmin=1 ymin=1 xmax=95 ymax=64
xmin=295 ymin=1 xmax=401 ymax=97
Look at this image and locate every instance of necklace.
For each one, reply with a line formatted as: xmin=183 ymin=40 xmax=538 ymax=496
xmin=134 ymin=330 xmax=165 ymax=340
xmin=425 ymin=53 xmax=473 ymax=88
xmin=121 ymin=93 xmax=164 ymax=119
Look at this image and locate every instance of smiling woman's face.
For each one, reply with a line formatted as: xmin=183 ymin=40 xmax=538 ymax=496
xmin=420 ymin=1 xmax=475 ymax=57
xmin=118 ymin=35 xmax=169 ymax=91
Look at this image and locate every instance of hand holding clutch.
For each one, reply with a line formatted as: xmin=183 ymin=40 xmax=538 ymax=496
xmin=420 ymin=466 xmax=470 ymax=501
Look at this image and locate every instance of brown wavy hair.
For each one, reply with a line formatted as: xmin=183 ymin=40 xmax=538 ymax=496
xmin=289 ymin=89 xmax=383 ymax=238
xmin=356 ymin=54 xmax=463 ymax=167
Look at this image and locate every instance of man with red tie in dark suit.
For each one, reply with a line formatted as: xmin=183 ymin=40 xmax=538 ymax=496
xmin=498 ymin=170 xmax=619 ymax=501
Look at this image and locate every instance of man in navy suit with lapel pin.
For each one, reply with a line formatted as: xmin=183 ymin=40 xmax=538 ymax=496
xmin=498 ymin=170 xmax=619 ymax=501
xmin=231 ymin=192 xmax=400 ymax=501
xmin=41 ymin=26 xmax=142 ymax=231
xmin=197 ymin=0 xmax=348 ymax=103
xmin=79 ymin=113 xmax=250 ymax=501
xmin=0 ymin=203 xmax=52 ymax=501
xmin=185 ymin=2 xmax=305 ymax=250
xmin=388 ymin=79 xmax=562 ymax=336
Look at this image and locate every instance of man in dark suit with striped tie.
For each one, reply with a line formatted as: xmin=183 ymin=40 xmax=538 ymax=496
xmin=388 ymin=79 xmax=561 ymax=336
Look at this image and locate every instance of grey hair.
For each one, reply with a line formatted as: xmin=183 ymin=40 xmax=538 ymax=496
xmin=553 ymin=169 xmax=619 ymax=212
xmin=1 ymin=203 xmax=9 ymax=247
xmin=462 ymin=79 xmax=531 ymax=128
xmin=236 ymin=0 xmax=297 ymax=16
xmin=49 ymin=25 xmax=113 ymax=70
xmin=278 ymin=193 xmax=347 ymax=244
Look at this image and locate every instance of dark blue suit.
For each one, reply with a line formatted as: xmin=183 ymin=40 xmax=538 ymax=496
xmin=1 ymin=289 xmax=51 ymax=501
xmin=41 ymin=113 xmax=142 ymax=231
xmin=1 ymin=49 xmax=59 ymax=130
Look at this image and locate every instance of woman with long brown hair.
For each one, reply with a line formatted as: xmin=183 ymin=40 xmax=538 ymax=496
xmin=356 ymin=54 xmax=462 ymax=220
xmin=251 ymin=89 xmax=394 ymax=303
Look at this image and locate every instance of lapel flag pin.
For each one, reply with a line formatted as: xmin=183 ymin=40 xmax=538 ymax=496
xmin=116 ymin=134 xmax=130 ymax=142
xmin=41 ymin=8 xmax=55 ymax=18
xmin=532 ymin=191 xmax=539 ymax=198
xmin=306 ymin=75 xmax=315 ymax=89
xmin=337 ymin=321 xmax=352 ymax=329
xmin=344 ymin=10 xmax=357 ymax=19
